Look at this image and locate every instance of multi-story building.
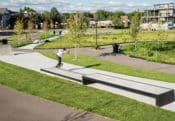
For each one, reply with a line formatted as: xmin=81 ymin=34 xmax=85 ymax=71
xmin=0 ymin=8 xmax=11 ymax=29
xmin=142 ymin=3 xmax=175 ymax=24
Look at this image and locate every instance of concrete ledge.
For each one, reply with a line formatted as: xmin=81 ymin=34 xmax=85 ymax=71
xmin=83 ymin=73 xmax=174 ymax=106
xmin=41 ymin=68 xmax=82 ymax=82
xmin=40 ymin=68 xmax=174 ymax=106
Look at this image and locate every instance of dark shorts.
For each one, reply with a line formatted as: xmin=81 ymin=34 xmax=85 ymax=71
xmin=57 ymin=56 xmax=62 ymax=65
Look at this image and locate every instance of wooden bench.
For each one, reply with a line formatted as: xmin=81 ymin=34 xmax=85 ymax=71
xmin=82 ymin=73 xmax=174 ymax=106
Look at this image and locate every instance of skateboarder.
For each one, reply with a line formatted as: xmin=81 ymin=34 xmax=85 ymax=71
xmin=56 ymin=48 xmax=66 ymax=68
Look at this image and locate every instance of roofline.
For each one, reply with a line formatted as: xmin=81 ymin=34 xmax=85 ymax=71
xmin=154 ymin=3 xmax=175 ymax=6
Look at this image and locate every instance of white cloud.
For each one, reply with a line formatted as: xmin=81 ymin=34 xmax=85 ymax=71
xmin=1 ymin=0 xmax=153 ymax=12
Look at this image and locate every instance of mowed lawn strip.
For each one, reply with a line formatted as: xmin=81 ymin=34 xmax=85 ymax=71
xmin=0 ymin=61 xmax=175 ymax=121
xmin=36 ymin=30 xmax=175 ymax=49
xmin=40 ymin=51 xmax=175 ymax=83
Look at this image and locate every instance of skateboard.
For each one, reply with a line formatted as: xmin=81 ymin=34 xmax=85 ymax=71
xmin=56 ymin=63 xmax=63 ymax=68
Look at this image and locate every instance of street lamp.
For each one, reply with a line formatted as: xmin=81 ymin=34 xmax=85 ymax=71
xmin=24 ymin=11 xmax=28 ymax=40
xmin=95 ymin=20 xmax=98 ymax=49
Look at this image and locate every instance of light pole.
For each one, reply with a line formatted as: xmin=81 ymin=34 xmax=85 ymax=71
xmin=24 ymin=11 xmax=28 ymax=40
xmin=95 ymin=21 xmax=98 ymax=49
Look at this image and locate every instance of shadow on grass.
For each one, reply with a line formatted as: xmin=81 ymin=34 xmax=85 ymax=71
xmin=69 ymin=63 xmax=101 ymax=71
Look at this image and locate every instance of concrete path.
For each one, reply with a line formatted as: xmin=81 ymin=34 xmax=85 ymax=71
xmin=0 ymin=85 xmax=114 ymax=121
xmin=18 ymin=35 xmax=61 ymax=50
xmin=69 ymin=46 xmax=175 ymax=74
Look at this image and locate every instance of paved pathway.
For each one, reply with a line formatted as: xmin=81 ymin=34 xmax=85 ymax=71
xmin=69 ymin=46 xmax=175 ymax=74
xmin=0 ymin=85 xmax=114 ymax=121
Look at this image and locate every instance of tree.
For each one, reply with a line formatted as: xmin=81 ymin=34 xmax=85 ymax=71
xmin=50 ymin=7 xmax=61 ymax=29
xmin=83 ymin=12 xmax=94 ymax=19
xmin=130 ymin=11 xmax=141 ymax=50
xmin=20 ymin=6 xmax=36 ymax=13
xmin=66 ymin=13 xmax=88 ymax=59
xmin=41 ymin=11 xmax=50 ymax=21
xmin=111 ymin=11 xmax=125 ymax=28
xmin=27 ymin=19 xmax=34 ymax=40
xmin=20 ymin=7 xmax=37 ymax=29
xmin=112 ymin=16 xmax=123 ymax=27
xmin=43 ymin=20 xmax=48 ymax=31
xmin=14 ymin=19 xmax=24 ymax=40
xmin=94 ymin=10 xmax=110 ymax=21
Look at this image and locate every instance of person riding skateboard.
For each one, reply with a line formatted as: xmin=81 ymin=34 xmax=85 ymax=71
xmin=56 ymin=48 xmax=66 ymax=68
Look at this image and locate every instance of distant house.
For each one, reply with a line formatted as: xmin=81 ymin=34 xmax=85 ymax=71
xmin=90 ymin=20 xmax=113 ymax=28
xmin=0 ymin=8 xmax=17 ymax=29
xmin=98 ymin=20 xmax=113 ymax=28
xmin=120 ymin=15 xmax=130 ymax=28
xmin=121 ymin=16 xmax=130 ymax=24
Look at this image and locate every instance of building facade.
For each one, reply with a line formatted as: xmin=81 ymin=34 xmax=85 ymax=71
xmin=0 ymin=8 xmax=11 ymax=29
xmin=143 ymin=3 xmax=175 ymax=24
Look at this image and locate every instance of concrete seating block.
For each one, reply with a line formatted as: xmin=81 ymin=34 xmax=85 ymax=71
xmin=83 ymin=73 xmax=174 ymax=106
xmin=41 ymin=68 xmax=82 ymax=82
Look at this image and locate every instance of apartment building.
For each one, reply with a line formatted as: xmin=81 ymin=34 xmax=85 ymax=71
xmin=142 ymin=3 xmax=175 ymax=24
xmin=0 ymin=8 xmax=11 ymax=29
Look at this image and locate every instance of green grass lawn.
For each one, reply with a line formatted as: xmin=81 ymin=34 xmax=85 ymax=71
xmin=86 ymin=28 xmax=127 ymax=34
xmin=39 ymin=50 xmax=175 ymax=83
xmin=8 ymin=30 xmax=55 ymax=48
xmin=10 ymin=40 xmax=33 ymax=48
xmin=121 ymin=41 xmax=175 ymax=64
xmin=0 ymin=60 xmax=175 ymax=121
xmin=8 ymin=33 xmax=34 ymax=48
xmin=37 ymin=31 xmax=55 ymax=40
xmin=36 ymin=29 xmax=175 ymax=49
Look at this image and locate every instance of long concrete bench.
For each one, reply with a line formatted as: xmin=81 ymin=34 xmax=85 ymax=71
xmin=41 ymin=68 xmax=82 ymax=82
xmin=82 ymin=73 xmax=174 ymax=106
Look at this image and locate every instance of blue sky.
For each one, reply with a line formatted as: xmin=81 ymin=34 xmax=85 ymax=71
xmin=0 ymin=0 xmax=175 ymax=12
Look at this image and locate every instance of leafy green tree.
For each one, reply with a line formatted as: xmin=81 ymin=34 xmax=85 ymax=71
xmin=94 ymin=10 xmax=109 ymax=21
xmin=50 ymin=7 xmax=61 ymax=29
xmin=111 ymin=11 xmax=125 ymax=27
xmin=20 ymin=6 xmax=36 ymax=13
xmin=27 ymin=19 xmax=34 ymax=39
xmin=113 ymin=11 xmax=125 ymax=18
xmin=41 ymin=11 xmax=51 ymax=22
xmin=14 ymin=19 xmax=24 ymax=40
xmin=112 ymin=16 xmax=123 ymax=27
xmin=66 ymin=13 xmax=88 ymax=59
xmin=83 ymin=12 xmax=94 ymax=19
xmin=19 ymin=7 xmax=37 ymax=29
xmin=130 ymin=11 xmax=141 ymax=50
